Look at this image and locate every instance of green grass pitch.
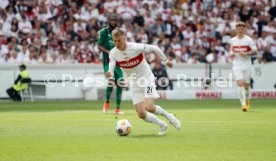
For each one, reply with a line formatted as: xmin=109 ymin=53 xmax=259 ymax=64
xmin=0 ymin=99 xmax=276 ymax=161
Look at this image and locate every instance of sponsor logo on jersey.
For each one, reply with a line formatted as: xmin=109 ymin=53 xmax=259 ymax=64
xmin=196 ymin=91 xmax=222 ymax=99
xmin=116 ymin=54 xmax=143 ymax=68
xmin=232 ymin=46 xmax=251 ymax=52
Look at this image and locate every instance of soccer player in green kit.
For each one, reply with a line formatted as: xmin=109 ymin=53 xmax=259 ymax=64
xmin=98 ymin=13 xmax=124 ymax=114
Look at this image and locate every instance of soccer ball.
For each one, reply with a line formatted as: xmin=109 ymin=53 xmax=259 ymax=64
xmin=115 ymin=119 xmax=132 ymax=136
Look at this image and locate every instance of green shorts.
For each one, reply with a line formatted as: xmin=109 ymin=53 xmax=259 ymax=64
xmin=103 ymin=64 xmax=123 ymax=80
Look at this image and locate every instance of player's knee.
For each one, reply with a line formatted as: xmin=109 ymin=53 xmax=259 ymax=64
xmin=137 ymin=111 xmax=147 ymax=119
xmin=243 ymin=83 xmax=250 ymax=89
xmin=236 ymin=81 xmax=243 ymax=86
xmin=145 ymin=105 xmax=155 ymax=113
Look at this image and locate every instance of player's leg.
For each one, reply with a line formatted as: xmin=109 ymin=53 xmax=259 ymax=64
xmin=244 ymin=82 xmax=250 ymax=109
xmin=144 ymin=80 xmax=181 ymax=130
xmin=144 ymin=97 xmax=181 ymax=130
xmin=135 ymin=100 xmax=168 ymax=135
xmin=243 ymin=69 xmax=251 ymax=110
xmin=103 ymin=64 xmax=113 ymax=113
xmin=132 ymin=87 xmax=167 ymax=135
xmin=236 ymin=79 xmax=247 ymax=111
xmin=233 ymin=68 xmax=246 ymax=110
xmin=114 ymin=66 xmax=124 ymax=114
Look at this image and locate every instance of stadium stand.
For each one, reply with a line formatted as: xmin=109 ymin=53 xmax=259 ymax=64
xmin=0 ymin=0 xmax=275 ymax=65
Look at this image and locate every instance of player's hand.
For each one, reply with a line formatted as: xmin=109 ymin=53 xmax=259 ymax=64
xmin=239 ymin=52 xmax=247 ymax=58
xmin=165 ymin=59 xmax=173 ymax=68
xmin=106 ymin=72 xmax=112 ymax=78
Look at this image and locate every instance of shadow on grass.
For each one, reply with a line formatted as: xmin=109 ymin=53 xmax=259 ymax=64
xmin=130 ymin=134 xmax=166 ymax=139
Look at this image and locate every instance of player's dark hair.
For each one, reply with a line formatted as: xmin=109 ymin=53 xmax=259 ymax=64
xmin=107 ymin=13 xmax=118 ymax=20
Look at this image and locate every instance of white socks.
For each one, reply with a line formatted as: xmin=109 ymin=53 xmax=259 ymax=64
xmin=238 ymin=86 xmax=246 ymax=106
xmin=154 ymin=105 xmax=171 ymax=119
xmin=154 ymin=105 xmax=182 ymax=130
xmin=144 ymin=112 xmax=165 ymax=126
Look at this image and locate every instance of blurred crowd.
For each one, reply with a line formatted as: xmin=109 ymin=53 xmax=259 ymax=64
xmin=0 ymin=0 xmax=275 ymax=65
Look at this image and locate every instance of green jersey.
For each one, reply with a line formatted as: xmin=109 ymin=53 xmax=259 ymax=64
xmin=98 ymin=27 xmax=115 ymax=65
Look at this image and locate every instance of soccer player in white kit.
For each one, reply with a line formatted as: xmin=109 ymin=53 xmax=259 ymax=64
xmin=229 ymin=22 xmax=258 ymax=112
xmin=106 ymin=28 xmax=181 ymax=135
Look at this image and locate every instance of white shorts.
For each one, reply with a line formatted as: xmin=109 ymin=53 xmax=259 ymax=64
xmin=131 ymin=80 xmax=160 ymax=105
xmin=232 ymin=67 xmax=251 ymax=83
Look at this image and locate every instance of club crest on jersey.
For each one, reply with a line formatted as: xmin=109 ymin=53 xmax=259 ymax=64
xmin=117 ymin=54 xmax=143 ymax=69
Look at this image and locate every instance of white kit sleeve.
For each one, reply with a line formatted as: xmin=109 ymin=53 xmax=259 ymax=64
xmin=144 ymin=44 xmax=167 ymax=61
xmin=108 ymin=50 xmax=116 ymax=77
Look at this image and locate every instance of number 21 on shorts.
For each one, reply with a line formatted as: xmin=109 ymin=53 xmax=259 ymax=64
xmin=146 ymin=86 xmax=153 ymax=95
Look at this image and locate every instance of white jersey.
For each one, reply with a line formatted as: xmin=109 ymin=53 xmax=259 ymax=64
xmin=109 ymin=42 xmax=166 ymax=84
xmin=230 ymin=35 xmax=257 ymax=69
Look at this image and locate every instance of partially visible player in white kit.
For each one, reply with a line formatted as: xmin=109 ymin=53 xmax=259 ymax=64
xmin=229 ymin=22 xmax=258 ymax=112
xmin=106 ymin=28 xmax=181 ymax=135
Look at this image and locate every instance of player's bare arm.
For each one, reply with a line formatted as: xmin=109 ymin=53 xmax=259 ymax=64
xmin=107 ymin=50 xmax=116 ymax=78
xmin=238 ymin=51 xmax=257 ymax=58
xmin=106 ymin=72 xmax=112 ymax=78
xmin=239 ymin=51 xmax=247 ymax=58
xmin=244 ymin=49 xmax=258 ymax=56
xmin=165 ymin=59 xmax=173 ymax=68
xmin=239 ymin=44 xmax=258 ymax=58
xmin=229 ymin=45 xmax=236 ymax=58
xmin=98 ymin=45 xmax=110 ymax=54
